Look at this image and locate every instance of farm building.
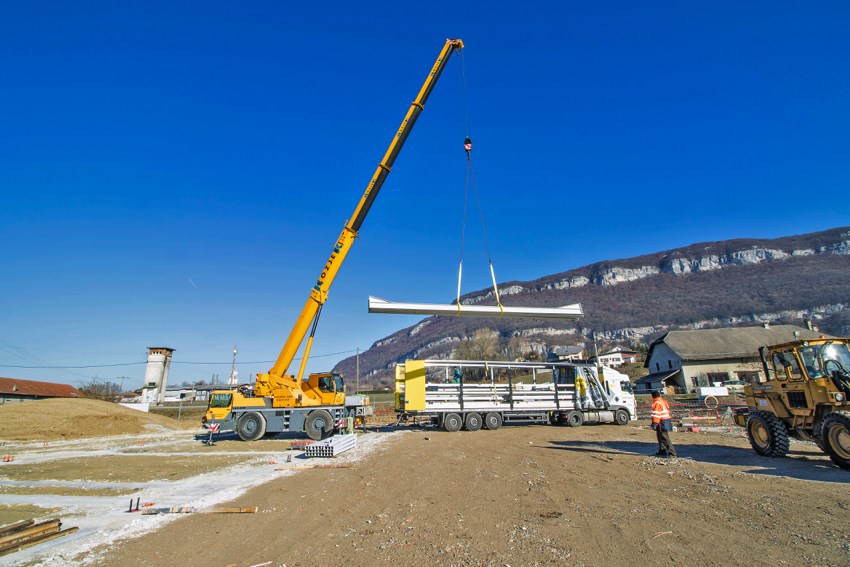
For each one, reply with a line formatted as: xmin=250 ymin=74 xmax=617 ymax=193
xmin=0 ymin=377 xmax=85 ymax=404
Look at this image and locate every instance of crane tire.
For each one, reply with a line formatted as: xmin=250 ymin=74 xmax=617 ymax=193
xmin=236 ymin=412 xmax=267 ymax=442
xmin=443 ymin=413 xmax=462 ymax=433
xmin=746 ymin=410 xmax=789 ymax=458
xmin=614 ymin=409 xmax=630 ymax=426
xmin=305 ymin=410 xmax=334 ymax=441
xmin=484 ymin=412 xmax=502 ymax=431
xmin=821 ymin=412 xmax=850 ymax=470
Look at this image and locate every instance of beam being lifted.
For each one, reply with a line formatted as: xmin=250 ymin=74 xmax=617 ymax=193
xmin=368 ymin=296 xmax=583 ymax=320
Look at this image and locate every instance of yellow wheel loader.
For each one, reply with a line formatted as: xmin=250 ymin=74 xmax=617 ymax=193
xmin=734 ymin=338 xmax=850 ymax=470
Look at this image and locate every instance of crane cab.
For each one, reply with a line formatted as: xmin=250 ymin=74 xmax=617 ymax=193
xmin=302 ymin=372 xmax=345 ymax=406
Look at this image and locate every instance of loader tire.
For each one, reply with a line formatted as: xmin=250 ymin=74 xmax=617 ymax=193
xmin=443 ymin=413 xmax=462 ymax=433
xmin=305 ymin=410 xmax=334 ymax=441
xmin=746 ymin=410 xmax=789 ymax=458
xmin=614 ymin=409 xmax=630 ymax=426
xmin=236 ymin=412 xmax=267 ymax=442
xmin=484 ymin=412 xmax=502 ymax=431
xmin=465 ymin=412 xmax=482 ymax=432
xmin=565 ymin=411 xmax=584 ymax=428
xmin=820 ymin=412 xmax=850 ymax=470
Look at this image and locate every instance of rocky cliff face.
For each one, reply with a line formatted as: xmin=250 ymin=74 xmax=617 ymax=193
xmin=334 ymin=227 xmax=850 ymax=388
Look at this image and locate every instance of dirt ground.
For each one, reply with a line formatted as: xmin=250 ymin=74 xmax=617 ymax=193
xmin=73 ymin=422 xmax=850 ymax=567
xmin=0 ymin=399 xmax=196 ymax=442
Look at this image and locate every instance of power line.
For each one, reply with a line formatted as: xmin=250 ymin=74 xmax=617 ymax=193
xmin=0 ymin=349 xmax=361 ymax=369
xmin=0 ymin=337 xmax=91 ymax=379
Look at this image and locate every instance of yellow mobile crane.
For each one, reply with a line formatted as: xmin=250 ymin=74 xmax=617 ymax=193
xmin=204 ymin=39 xmax=465 ymax=441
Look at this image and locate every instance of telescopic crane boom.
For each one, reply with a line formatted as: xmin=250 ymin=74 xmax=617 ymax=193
xmin=253 ymin=38 xmax=465 ymax=402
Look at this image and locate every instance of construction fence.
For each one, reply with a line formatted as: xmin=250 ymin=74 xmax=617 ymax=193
xmin=635 ymin=398 xmax=747 ymax=425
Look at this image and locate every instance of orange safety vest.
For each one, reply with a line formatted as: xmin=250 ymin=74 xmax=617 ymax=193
xmin=651 ymin=398 xmax=671 ymax=423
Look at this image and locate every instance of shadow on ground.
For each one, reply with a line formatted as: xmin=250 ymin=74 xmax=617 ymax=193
xmin=545 ymin=439 xmax=849 ymax=484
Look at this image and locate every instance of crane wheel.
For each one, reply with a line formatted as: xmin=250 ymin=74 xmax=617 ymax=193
xmin=465 ymin=412 xmax=482 ymax=432
xmin=236 ymin=412 xmax=267 ymax=442
xmin=614 ymin=409 xmax=630 ymax=426
xmin=821 ymin=412 xmax=850 ymax=470
xmin=484 ymin=412 xmax=502 ymax=431
xmin=746 ymin=410 xmax=789 ymax=458
xmin=305 ymin=410 xmax=334 ymax=441
xmin=566 ymin=411 xmax=584 ymax=428
xmin=443 ymin=413 xmax=462 ymax=433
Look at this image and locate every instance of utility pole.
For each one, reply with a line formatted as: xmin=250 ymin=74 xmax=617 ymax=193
xmin=118 ymin=376 xmax=126 ymax=394
xmin=230 ymin=346 xmax=238 ymax=390
xmin=356 ymin=347 xmax=360 ymax=395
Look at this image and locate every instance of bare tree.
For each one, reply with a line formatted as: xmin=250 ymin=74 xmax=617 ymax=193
xmin=78 ymin=376 xmax=122 ymax=401
xmin=454 ymin=328 xmax=504 ymax=382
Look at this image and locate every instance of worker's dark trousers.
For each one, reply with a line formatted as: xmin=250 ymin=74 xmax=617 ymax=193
xmin=656 ymin=428 xmax=677 ymax=456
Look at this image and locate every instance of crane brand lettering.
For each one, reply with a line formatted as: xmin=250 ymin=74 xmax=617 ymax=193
xmin=314 ymin=236 xmax=346 ymax=292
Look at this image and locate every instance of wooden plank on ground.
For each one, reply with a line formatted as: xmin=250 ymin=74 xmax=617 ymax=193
xmin=0 ymin=520 xmax=60 ymax=547
xmin=0 ymin=527 xmax=78 ymax=557
xmin=0 ymin=520 xmax=34 ymax=538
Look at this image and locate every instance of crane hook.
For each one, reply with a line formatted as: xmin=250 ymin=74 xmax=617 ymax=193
xmin=464 ymin=137 xmax=471 ymax=157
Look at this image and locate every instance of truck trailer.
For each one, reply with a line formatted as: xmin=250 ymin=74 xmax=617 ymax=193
xmin=394 ymin=359 xmax=637 ymax=431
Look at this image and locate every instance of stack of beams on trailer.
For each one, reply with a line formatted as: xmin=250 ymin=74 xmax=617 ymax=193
xmin=423 ymin=383 xmax=593 ymax=411
xmin=304 ymin=434 xmax=357 ymax=458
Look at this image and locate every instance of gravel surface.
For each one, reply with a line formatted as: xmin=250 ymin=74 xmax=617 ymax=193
xmin=60 ymin=423 xmax=850 ymax=567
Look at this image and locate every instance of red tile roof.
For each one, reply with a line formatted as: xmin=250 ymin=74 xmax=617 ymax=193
xmin=0 ymin=377 xmax=85 ymax=398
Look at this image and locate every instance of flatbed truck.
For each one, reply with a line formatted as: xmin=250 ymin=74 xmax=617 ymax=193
xmin=394 ymin=359 xmax=637 ymax=431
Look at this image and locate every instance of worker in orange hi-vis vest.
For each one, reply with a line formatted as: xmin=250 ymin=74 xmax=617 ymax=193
xmin=650 ymin=391 xmax=677 ymax=457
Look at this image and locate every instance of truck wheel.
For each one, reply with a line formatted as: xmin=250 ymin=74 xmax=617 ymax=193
xmin=465 ymin=412 xmax=482 ymax=432
xmin=236 ymin=412 xmax=267 ymax=441
xmin=484 ymin=412 xmax=502 ymax=431
xmin=746 ymin=410 xmax=789 ymax=457
xmin=305 ymin=410 xmax=334 ymax=441
xmin=566 ymin=411 xmax=584 ymax=428
xmin=443 ymin=413 xmax=462 ymax=433
xmin=821 ymin=412 xmax=850 ymax=470
xmin=614 ymin=409 xmax=630 ymax=426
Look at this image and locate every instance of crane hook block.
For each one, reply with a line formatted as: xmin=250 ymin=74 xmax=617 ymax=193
xmin=464 ymin=137 xmax=472 ymax=152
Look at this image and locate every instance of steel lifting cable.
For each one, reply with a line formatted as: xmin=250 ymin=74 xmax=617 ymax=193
xmin=455 ymin=51 xmax=504 ymax=317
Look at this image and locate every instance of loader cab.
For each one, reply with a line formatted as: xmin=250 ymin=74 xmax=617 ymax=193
xmin=762 ymin=339 xmax=850 ymax=384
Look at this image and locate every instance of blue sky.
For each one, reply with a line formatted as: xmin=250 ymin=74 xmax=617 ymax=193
xmin=2 ymin=1 xmax=849 ymax=389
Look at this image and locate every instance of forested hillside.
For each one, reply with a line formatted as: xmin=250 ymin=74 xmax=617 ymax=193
xmin=333 ymin=227 xmax=850 ymax=389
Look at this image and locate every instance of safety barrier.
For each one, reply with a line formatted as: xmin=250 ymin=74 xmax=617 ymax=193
xmin=688 ymin=409 xmax=721 ymax=426
xmin=636 ymin=399 xmax=745 ymax=421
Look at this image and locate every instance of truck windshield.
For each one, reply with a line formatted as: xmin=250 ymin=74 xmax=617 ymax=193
xmin=334 ymin=373 xmax=344 ymax=393
xmin=620 ymin=381 xmax=633 ymax=394
xmin=209 ymin=393 xmax=232 ymax=408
